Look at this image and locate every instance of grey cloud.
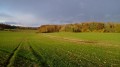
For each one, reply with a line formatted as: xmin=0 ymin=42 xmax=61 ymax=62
xmin=0 ymin=13 xmax=13 ymax=18
xmin=0 ymin=0 xmax=120 ymax=26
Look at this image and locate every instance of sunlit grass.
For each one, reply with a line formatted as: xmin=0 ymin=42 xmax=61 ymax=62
xmin=0 ymin=31 xmax=120 ymax=67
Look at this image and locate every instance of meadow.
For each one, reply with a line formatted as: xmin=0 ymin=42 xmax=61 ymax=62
xmin=0 ymin=31 xmax=120 ymax=67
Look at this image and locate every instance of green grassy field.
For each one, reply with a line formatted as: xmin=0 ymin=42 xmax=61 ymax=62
xmin=0 ymin=31 xmax=120 ymax=67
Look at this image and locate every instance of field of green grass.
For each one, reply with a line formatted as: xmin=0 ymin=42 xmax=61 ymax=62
xmin=0 ymin=31 xmax=120 ymax=67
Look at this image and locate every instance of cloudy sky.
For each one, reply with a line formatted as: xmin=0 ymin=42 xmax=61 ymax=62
xmin=0 ymin=0 xmax=120 ymax=26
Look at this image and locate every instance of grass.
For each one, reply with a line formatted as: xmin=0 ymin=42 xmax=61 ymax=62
xmin=46 ymin=32 xmax=120 ymax=41
xmin=0 ymin=31 xmax=120 ymax=67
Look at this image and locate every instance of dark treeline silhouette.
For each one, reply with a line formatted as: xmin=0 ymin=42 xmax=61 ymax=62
xmin=38 ymin=22 xmax=120 ymax=33
xmin=0 ymin=23 xmax=38 ymax=31
xmin=0 ymin=23 xmax=17 ymax=30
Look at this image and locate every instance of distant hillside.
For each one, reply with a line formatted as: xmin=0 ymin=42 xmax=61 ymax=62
xmin=38 ymin=22 xmax=120 ymax=33
xmin=0 ymin=23 xmax=38 ymax=31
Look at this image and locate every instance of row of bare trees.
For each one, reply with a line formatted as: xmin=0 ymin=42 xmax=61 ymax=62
xmin=38 ymin=22 xmax=120 ymax=33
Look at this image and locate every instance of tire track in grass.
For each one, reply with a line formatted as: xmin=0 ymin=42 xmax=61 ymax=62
xmin=0 ymin=49 xmax=10 ymax=67
xmin=0 ymin=48 xmax=37 ymax=65
xmin=42 ymin=34 xmax=120 ymax=49
xmin=13 ymin=40 xmax=40 ymax=67
xmin=4 ymin=41 xmax=22 ymax=67
xmin=0 ymin=49 xmax=9 ymax=53
xmin=29 ymin=42 xmax=49 ymax=67
xmin=42 ymin=34 xmax=98 ymax=44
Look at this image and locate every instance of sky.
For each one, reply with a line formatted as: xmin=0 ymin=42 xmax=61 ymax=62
xmin=0 ymin=0 xmax=120 ymax=27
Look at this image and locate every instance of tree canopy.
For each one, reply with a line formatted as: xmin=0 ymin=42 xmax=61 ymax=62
xmin=38 ymin=22 xmax=120 ymax=33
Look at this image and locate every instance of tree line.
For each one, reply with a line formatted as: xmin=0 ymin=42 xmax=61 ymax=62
xmin=0 ymin=23 xmax=38 ymax=31
xmin=38 ymin=22 xmax=120 ymax=33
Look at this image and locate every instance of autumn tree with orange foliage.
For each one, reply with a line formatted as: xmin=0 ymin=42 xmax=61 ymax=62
xmin=38 ymin=22 xmax=120 ymax=33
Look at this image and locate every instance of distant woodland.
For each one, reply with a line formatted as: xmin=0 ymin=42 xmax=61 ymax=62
xmin=1 ymin=22 xmax=120 ymax=33
xmin=38 ymin=22 xmax=120 ymax=33
xmin=0 ymin=23 xmax=37 ymax=31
